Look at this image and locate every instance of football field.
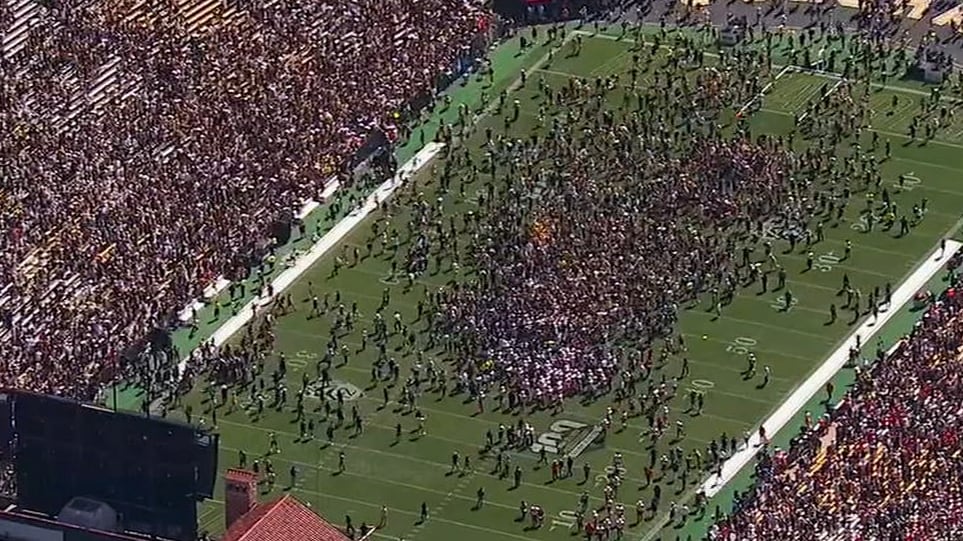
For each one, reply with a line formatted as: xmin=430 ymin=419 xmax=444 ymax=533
xmin=177 ymin=27 xmax=963 ymax=541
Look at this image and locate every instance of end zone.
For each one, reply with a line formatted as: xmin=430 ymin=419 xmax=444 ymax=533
xmin=701 ymin=239 xmax=963 ymax=497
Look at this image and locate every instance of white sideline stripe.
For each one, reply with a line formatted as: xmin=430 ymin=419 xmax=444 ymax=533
xmin=797 ymin=77 xmax=845 ymax=123
xmin=701 ymin=239 xmax=963 ymax=497
xmin=175 ymin=142 xmax=445 ymax=375
xmin=829 ymin=336 xmax=905 ymax=415
xmin=177 ymin=175 xmax=341 ymax=322
xmin=178 ymin=277 xmax=232 ymax=323
xmin=297 ymin=176 xmax=342 ymax=220
xmin=737 ymin=65 xmax=792 ymax=117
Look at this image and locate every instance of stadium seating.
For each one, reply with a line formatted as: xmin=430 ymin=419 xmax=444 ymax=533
xmin=1 ymin=0 xmax=40 ymax=59
xmin=0 ymin=0 xmax=492 ymax=399
xmin=710 ymin=277 xmax=963 ymax=540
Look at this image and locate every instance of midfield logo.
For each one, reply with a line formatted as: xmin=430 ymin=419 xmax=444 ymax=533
xmin=531 ymin=419 xmax=603 ymax=459
xmin=305 ymin=380 xmax=363 ymax=402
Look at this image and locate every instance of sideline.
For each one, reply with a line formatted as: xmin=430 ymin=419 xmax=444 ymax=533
xmin=175 ymin=142 xmax=445 ymax=375
xmin=170 ymin=33 xmax=571 ymax=377
xmin=737 ymin=65 xmax=792 ymax=117
xmin=176 ymin=177 xmax=342 ymax=323
xmin=173 ymin=35 xmax=569 ymax=327
xmin=700 ymin=239 xmax=963 ymax=497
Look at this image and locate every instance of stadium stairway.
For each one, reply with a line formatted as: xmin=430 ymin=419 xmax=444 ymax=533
xmin=177 ymin=0 xmax=243 ymax=34
xmin=60 ymin=56 xmax=135 ymax=126
xmin=932 ymin=4 xmax=963 ymax=26
xmin=906 ymin=0 xmax=933 ymax=20
xmin=7 ymin=0 xmax=251 ymax=129
xmin=818 ymin=515 xmax=861 ymax=541
xmin=122 ymin=0 xmax=163 ymax=29
xmin=2 ymin=0 xmax=39 ymax=60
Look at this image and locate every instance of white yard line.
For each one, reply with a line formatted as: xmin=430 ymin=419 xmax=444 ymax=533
xmin=760 ymin=105 xmax=963 ymax=153
xmin=797 ymin=78 xmax=845 ymax=123
xmin=175 ymin=142 xmax=444 ymax=375
xmin=701 ymin=239 xmax=963 ymax=498
xmin=581 ymin=30 xmax=953 ymax=103
xmin=737 ymin=65 xmax=793 ymax=117
xmin=572 ymin=29 xmax=796 ymax=117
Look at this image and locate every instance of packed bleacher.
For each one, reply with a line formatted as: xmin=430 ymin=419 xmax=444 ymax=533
xmin=0 ymin=0 xmax=492 ymax=399
xmin=710 ymin=259 xmax=963 ymax=540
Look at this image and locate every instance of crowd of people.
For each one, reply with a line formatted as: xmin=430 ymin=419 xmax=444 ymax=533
xmin=436 ymin=128 xmax=796 ymax=403
xmin=58 ymin=9 xmax=955 ymax=541
xmin=0 ymin=0 xmax=491 ymax=399
xmin=428 ymin=23 xmax=921 ymax=404
xmin=160 ymin=20 xmax=955 ymax=538
xmin=2 ymin=0 xmax=962 ymax=534
xmin=710 ymin=263 xmax=963 ymax=540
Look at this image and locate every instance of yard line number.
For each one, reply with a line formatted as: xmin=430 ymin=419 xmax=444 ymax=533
xmin=379 ymin=275 xmax=401 ymax=285
xmin=893 ymin=172 xmax=922 ymax=192
xmin=725 ymin=336 xmax=757 ymax=355
xmin=287 ymin=350 xmax=317 ymax=370
xmin=761 ymin=217 xmax=804 ymax=243
xmin=814 ymin=251 xmax=840 ymax=273
xmin=276 ymin=351 xmax=363 ymax=401
xmin=551 ymin=510 xmax=580 ymax=531
xmin=690 ymin=379 xmax=715 ymax=390
xmin=850 ymin=214 xmax=872 ymax=233
xmin=687 ymin=378 xmax=716 ymax=399
xmin=594 ymin=465 xmax=628 ymax=488
xmin=770 ymin=294 xmax=799 ymax=312
xmin=530 ymin=419 xmax=588 ymax=455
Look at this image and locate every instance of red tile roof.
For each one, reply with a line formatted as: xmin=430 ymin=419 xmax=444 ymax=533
xmin=222 ymin=494 xmax=351 ymax=541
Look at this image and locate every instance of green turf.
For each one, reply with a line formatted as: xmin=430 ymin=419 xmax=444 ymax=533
xmin=172 ymin=27 xmax=963 ymax=541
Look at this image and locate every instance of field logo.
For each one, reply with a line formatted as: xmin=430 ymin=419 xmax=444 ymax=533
xmin=761 ymin=217 xmax=804 ymax=242
xmin=305 ymin=380 xmax=363 ymax=402
xmin=531 ymin=420 xmax=603 ymax=459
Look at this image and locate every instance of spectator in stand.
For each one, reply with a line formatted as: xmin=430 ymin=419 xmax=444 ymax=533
xmin=711 ymin=264 xmax=963 ymax=540
xmin=0 ymin=0 xmax=492 ymax=399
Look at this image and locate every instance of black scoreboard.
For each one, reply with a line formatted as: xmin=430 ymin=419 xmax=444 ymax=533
xmin=0 ymin=390 xmax=218 ymax=541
